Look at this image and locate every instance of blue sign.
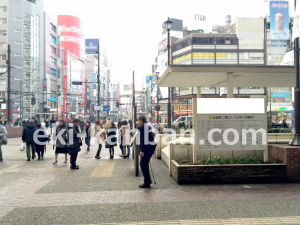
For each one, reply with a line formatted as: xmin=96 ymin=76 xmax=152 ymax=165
xmin=85 ymin=39 xmax=99 ymax=53
xmin=270 ymin=1 xmax=289 ymax=40
xmin=50 ymin=96 xmax=57 ymax=102
xmin=103 ymin=105 xmax=110 ymax=111
xmin=93 ymin=73 xmax=96 ymax=81
xmin=270 ymin=92 xmax=290 ymax=98
xmin=57 ymin=36 xmax=60 ymax=46
xmin=93 ymin=84 xmax=96 ymax=89
xmin=57 ymin=68 xmax=60 ymax=78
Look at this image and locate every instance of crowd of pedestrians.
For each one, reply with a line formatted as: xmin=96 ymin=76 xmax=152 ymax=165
xmin=1 ymin=115 xmax=157 ymax=188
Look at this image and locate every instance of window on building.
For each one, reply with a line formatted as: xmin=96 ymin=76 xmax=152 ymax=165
xmin=0 ymin=18 xmax=7 ymax=24
xmin=50 ymin=23 xmax=56 ymax=33
xmin=50 ymin=68 xmax=56 ymax=76
xmin=0 ymin=42 xmax=6 ymax=49
xmin=0 ymin=54 xmax=6 ymax=60
xmin=0 ymin=66 xmax=6 ymax=73
xmin=0 ymin=6 xmax=7 ymax=12
xmin=0 ymin=91 xmax=6 ymax=97
xmin=0 ymin=30 xmax=6 ymax=36
xmin=50 ymin=46 xmax=56 ymax=54
xmin=0 ymin=79 xmax=6 ymax=86
xmin=50 ymin=57 xmax=56 ymax=65
xmin=51 ymin=35 xmax=56 ymax=44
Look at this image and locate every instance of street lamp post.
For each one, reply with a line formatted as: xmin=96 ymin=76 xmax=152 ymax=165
xmin=14 ymin=78 xmax=22 ymax=122
xmin=290 ymin=37 xmax=300 ymax=145
xmin=164 ymin=17 xmax=173 ymax=129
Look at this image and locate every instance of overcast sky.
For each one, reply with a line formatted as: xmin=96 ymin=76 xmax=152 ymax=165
xmin=44 ymin=0 xmax=294 ymax=92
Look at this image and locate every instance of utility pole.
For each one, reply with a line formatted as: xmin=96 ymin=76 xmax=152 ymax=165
xmin=156 ymin=74 xmax=159 ymax=124
xmin=133 ymin=70 xmax=138 ymax=176
xmin=7 ymin=45 xmax=11 ymax=126
xmin=97 ymin=42 xmax=100 ymax=121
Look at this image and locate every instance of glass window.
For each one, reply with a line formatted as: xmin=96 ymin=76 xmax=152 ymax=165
xmin=51 ymin=35 xmax=56 ymax=44
xmin=50 ymin=46 xmax=56 ymax=54
xmin=0 ymin=54 xmax=6 ymax=60
xmin=0 ymin=18 xmax=7 ymax=24
xmin=0 ymin=43 xmax=6 ymax=49
xmin=50 ymin=57 xmax=56 ymax=65
xmin=0 ymin=7 xmax=7 ymax=12
xmin=0 ymin=79 xmax=6 ymax=85
xmin=50 ymin=68 xmax=56 ymax=76
xmin=50 ymin=23 xmax=56 ymax=33
xmin=0 ymin=30 xmax=6 ymax=36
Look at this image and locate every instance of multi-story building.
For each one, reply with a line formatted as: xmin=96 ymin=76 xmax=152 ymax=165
xmin=44 ymin=12 xmax=58 ymax=117
xmin=0 ymin=0 xmax=45 ymax=122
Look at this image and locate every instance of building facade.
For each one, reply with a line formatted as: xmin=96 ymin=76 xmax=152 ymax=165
xmin=0 ymin=0 xmax=45 ymax=122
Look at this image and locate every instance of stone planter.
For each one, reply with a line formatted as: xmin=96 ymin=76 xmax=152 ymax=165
xmin=170 ymin=160 xmax=287 ymax=184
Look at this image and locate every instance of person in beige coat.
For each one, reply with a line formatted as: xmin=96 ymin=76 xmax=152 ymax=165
xmin=121 ymin=120 xmax=131 ymax=158
xmin=94 ymin=120 xmax=105 ymax=159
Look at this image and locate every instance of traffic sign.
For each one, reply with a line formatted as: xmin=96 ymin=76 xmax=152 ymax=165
xmin=103 ymin=105 xmax=110 ymax=111
xmin=94 ymin=105 xmax=101 ymax=111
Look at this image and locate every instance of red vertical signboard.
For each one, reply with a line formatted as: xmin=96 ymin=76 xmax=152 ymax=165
xmin=63 ymin=49 xmax=68 ymax=112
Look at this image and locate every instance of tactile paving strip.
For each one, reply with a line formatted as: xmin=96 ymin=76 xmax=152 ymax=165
xmin=90 ymin=160 xmax=115 ymax=177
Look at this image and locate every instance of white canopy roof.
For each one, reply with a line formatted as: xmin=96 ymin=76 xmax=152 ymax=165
xmin=157 ymin=65 xmax=296 ymax=88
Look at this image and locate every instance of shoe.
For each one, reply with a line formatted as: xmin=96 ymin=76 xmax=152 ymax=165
xmin=64 ymin=160 xmax=68 ymax=163
xmin=95 ymin=156 xmax=101 ymax=159
xmin=52 ymin=161 xmax=58 ymax=165
xmin=27 ymin=158 xmax=30 ymax=161
xmin=126 ymin=155 xmax=129 ymax=158
xmin=139 ymin=183 xmax=151 ymax=188
xmin=87 ymin=148 xmax=90 ymax=152
xmin=70 ymin=165 xmax=79 ymax=170
xmin=38 ymin=157 xmax=40 ymax=160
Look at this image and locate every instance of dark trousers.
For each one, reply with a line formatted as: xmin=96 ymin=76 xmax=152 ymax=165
xmin=124 ymin=146 xmax=130 ymax=156
xmin=140 ymin=149 xmax=155 ymax=185
xmin=26 ymin=143 xmax=35 ymax=159
xmin=70 ymin=152 xmax=78 ymax=167
xmin=120 ymin=145 xmax=123 ymax=155
xmin=95 ymin=144 xmax=102 ymax=157
xmin=35 ymin=145 xmax=45 ymax=158
xmin=109 ymin=147 xmax=114 ymax=157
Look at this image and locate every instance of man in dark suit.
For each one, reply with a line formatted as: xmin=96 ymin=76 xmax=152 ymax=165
xmin=138 ymin=115 xmax=157 ymax=188
xmin=67 ymin=119 xmax=82 ymax=170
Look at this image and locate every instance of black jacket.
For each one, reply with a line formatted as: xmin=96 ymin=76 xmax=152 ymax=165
xmin=67 ymin=125 xmax=82 ymax=154
xmin=107 ymin=128 xmax=117 ymax=147
xmin=22 ymin=124 xmax=37 ymax=144
xmin=138 ymin=124 xmax=156 ymax=153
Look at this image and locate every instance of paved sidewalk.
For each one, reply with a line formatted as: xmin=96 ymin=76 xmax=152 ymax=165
xmin=0 ymin=138 xmax=300 ymax=225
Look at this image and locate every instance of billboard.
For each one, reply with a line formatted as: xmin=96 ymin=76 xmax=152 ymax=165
xmin=270 ymin=1 xmax=289 ymax=40
xmin=85 ymin=39 xmax=99 ymax=53
xmin=57 ymin=15 xmax=85 ymax=59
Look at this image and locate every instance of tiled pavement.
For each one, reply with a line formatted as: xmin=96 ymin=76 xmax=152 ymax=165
xmin=0 ymin=138 xmax=300 ymax=225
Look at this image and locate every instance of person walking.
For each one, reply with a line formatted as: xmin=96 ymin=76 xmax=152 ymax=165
xmin=53 ymin=120 xmax=68 ymax=164
xmin=138 ymin=115 xmax=157 ymax=188
xmin=117 ymin=120 xmax=124 ymax=157
xmin=85 ymin=122 xmax=91 ymax=151
xmin=94 ymin=120 xmax=105 ymax=159
xmin=107 ymin=123 xmax=117 ymax=159
xmin=79 ymin=120 xmax=85 ymax=133
xmin=50 ymin=117 xmax=56 ymax=134
xmin=22 ymin=119 xmax=26 ymax=127
xmin=121 ymin=120 xmax=131 ymax=158
xmin=45 ymin=118 xmax=50 ymax=130
xmin=67 ymin=119 xmax=82 ymax=170
xmin=22 ymin=120 xmax=37 ymax=161
xmin=281 ymin=119 xmax=289 ymax=128
xmin=0 ymin=124 xmax=7 ymax=162
xmin=35 ymin=122 xmax=48 ymax=160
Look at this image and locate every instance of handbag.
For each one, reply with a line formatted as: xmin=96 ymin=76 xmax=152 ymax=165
xmin=20 ymin=143 xmax=25 ymax=151
xmin=105 ymin=141 xmax=109 ymax=148
xmin=2 ymin=137 xmax=7 ymax=145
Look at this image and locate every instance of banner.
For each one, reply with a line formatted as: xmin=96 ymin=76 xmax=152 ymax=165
xmin=270 ymin=1 xmax=289 ymax=40
xmin=85 ymin=39 xmax=99 ymax=53
xmin=63 ymin=49 xmax=68 ymax=103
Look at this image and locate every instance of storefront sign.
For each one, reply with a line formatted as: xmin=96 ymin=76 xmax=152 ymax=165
xmin=270 ymin=92 xmax=290 ymax=98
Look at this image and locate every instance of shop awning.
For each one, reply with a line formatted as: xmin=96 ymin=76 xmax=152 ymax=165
xmin=157 ymin=65 xmax=296 ymax=88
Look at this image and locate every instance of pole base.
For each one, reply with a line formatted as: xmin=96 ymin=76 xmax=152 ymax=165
xmin=289 ymin=134 xmax=300 ymax=146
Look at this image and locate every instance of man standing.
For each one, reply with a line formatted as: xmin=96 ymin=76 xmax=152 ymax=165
xmin=22 ymin=120 xmax=37 ymax=161
xmin=138 ymin=115 xmax=157 ymax=188
xmin=67 ymin=119 xmax=82 ymax=170
xmin=50 ymin=117 xmax=56 ymax=134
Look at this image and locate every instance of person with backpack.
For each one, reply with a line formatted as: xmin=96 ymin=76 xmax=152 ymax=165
xmin=22 ymin=120 xmax=37 ymax=161
xmin=0 ymin=124 xmax=7 ymax=162
xmin=137 ymin=115 xmax=157 ymax=188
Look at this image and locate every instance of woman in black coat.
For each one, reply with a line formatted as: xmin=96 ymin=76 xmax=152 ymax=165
xmin=35 ymin=122 xmax=49 ymax=160
xmin=107 ymin=123 xmax=117 ymax=159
